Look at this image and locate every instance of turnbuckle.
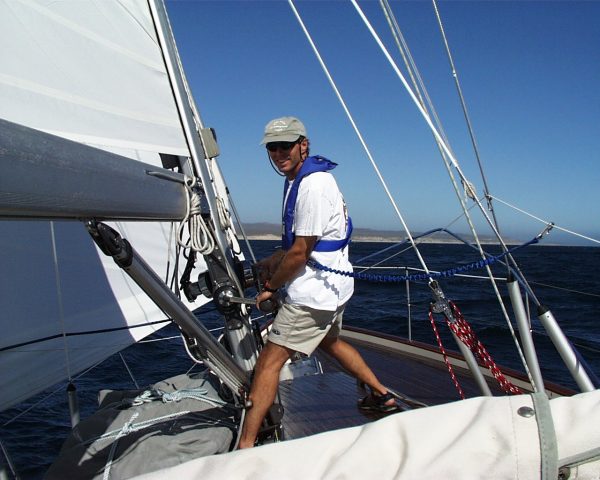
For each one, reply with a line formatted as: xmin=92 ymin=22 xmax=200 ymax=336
xmin=537 ymin=222 xmax=554 ymax=240
xmin=429 ymin=280 xmax=456 ymax=323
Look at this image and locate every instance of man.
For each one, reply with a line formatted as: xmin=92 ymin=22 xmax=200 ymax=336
xmin=238 ymin=116 xmax=397 ymax=449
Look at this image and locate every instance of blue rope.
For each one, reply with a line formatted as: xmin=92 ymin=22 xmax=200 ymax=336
xmin=308 ymin=237 xmax=540 ymax=283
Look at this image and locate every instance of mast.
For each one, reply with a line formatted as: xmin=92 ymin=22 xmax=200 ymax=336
xmin=147 ymin=0 xmax=259 ymax=372
xmin=0 ymin=0 xmax=259 ymax=411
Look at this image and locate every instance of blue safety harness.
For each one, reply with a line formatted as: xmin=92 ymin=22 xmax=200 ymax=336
xmin=282 ymin=155 xmax=353 ymax=252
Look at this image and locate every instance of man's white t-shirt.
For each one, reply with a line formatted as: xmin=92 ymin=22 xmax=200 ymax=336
xmin=284 ymin=171 xmax=354 ymax=311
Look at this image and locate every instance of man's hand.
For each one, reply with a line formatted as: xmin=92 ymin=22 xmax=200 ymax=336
xmin=255 ymin=289 xmax=274 ymax=309
xmin=254 ymin=249 xmax=286 ymax=283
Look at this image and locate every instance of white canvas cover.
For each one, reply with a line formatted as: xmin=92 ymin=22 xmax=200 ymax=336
xmin=0 ymin=1 xmax=215 ymax=411
xmin=133 ymin=390 xmax=600 ymax=480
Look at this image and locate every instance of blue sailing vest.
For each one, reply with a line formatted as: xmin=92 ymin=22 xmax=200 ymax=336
xmin=282 ymin=155 xmax=353 ymax=251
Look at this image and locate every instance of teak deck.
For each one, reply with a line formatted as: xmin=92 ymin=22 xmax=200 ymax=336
xmin=277 ymin=334 xmax=506 ymax=440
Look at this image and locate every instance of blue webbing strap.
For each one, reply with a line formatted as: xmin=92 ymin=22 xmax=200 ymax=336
xmin=313 ymin=217 xmax=353 ymax=252
xmin=307 ymin=236 xmax=540 ymax=283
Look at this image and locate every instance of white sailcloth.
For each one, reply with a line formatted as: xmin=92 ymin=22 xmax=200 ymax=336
xmin=133 ymin=391 xmax=600 ymax=480
xmin=0 ymin=0 xmax=212 ymax=411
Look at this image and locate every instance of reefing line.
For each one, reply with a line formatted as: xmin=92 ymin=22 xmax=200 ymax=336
xmin=177 ymin=177 xmax=215 ymax=254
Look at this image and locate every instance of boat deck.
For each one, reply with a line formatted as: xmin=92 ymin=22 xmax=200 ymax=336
xmin=278 ymin=333 xmax=507 ymax=440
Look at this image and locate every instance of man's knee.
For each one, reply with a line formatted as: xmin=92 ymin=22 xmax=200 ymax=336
xmin=255 ymin=342 xmax=294 ymax=373
xmin=318 ymin=335 xmax=339 ymax=353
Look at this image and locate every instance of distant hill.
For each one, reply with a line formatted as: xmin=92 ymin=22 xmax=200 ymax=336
xmin=235 ymin=222 xmax=501 ymax=244
xmin=238 ymin=222 xmax=280 ymax=238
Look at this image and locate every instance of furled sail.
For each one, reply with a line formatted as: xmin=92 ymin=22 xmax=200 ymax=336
xmin=0 ymin=0 xmax=214 ymax=411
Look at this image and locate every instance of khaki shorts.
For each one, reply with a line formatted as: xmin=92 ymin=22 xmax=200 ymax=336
xmin=267 ymin=302 xmax=346 ymax=355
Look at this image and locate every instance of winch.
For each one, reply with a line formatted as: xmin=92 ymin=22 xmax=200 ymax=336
xmin=214 ymin=285 xmax=280 ymax=314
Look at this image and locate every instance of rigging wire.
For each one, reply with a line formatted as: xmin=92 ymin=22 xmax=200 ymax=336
xmin=379 ymin=0 xmax=489 ymax=260
xmin=379 ymin=0 xmax=453 ymax=152
xmin=3 ymin=329 xmax=225 ymax=354
xmin=1 ymin=302 xmax=222 ymax=353
xmin=50 ymin=221 xmax=73 ymax=384
xmin=0 ymin=319 xmax=171 ymax=352
xmin=354 ymin=265 xmax=506 ymax=282
xmin=380 ymin=0 xmax=482 ymax=235
xmin=352 ymin=225 xmax=600 ymax=297
xmin=1 ymin=357 xmax=106 ymax=429
xmin=428 ymin=0 xmax=543 ymax=307
xmin=226 ymin=188 xmax=258 ymax=264
xmin=0 ymin=438 xmax=17 ymax=478
xmin=1 ymin=331 xmax=222 ymax=430
xmin=431 ymin=0 xmax=499 ymax=224
xmin=353 ymin=201 xmax=479 ymax=269
xmin=288 ymin=0 xmax=433 ymax=277
xmin=430 ymin=0 xmax=548 ymax=304
xmin=490 ymin=194 xmax=600 ymax=245
xmin=351 ymin=0 xmax=539 ymax=385
xmin=349 ymin=0 xmax=533 ymax=287
xmin=119 ymin=353 xmax=140 ymax=390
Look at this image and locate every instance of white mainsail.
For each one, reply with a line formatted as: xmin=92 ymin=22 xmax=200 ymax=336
xmin=0 ymin=0 xmax=212 ymax=411
xmin=0 ymin=0 xmax=187 ymax=154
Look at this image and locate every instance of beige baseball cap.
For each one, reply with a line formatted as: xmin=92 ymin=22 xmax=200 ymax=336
xmin=260 ymin=116 xmax=306 ymax=144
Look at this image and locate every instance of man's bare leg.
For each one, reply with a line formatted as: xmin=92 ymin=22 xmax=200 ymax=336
xmin=238 ymin=342 xmax=293 ymax=449
xmin=318 ymin=336 xmax=395 ymax=406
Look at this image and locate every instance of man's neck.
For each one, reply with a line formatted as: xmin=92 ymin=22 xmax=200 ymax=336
xmin=286 ymin=157 xmax=306 ymax=181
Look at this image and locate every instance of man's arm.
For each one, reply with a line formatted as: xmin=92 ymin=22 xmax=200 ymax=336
xmin=256 ymin=235 xmax=317 ymax=305
xmin=254 ymin=249 xmax=286 ymax=284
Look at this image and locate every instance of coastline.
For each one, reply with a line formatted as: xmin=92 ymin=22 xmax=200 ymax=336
xmin=243 ymin=234 xmax=496 ymax=244
xmin=236 ymin=223 xmax=575 ymax=245
xmin=237 ymin=223 xmax=477 ymax=244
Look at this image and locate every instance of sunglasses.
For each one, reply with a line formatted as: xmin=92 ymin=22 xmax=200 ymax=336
xmin=266 ymin=141 xmax=297 ymax=152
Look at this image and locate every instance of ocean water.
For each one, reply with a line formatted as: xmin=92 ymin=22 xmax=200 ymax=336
xmin=1 ymin=241 xmax=599 ymax=478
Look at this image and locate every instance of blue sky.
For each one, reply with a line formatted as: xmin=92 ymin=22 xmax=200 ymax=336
xmin=166 ymin=1 xmax=600 ymax=245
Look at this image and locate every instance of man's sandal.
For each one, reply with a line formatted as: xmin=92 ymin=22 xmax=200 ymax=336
xmin=358 ymin=392 xmax=399 ymax=413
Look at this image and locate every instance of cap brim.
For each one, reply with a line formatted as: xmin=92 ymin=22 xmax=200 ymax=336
xmin=260 ymin=133 xmax=302 ymax=145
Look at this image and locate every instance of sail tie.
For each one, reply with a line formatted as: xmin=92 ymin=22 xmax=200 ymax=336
xmin=130 ymin=387 xmax=227 ymax=408
xmin=103 ymin=412 xmax=139 ymax=480
xmin=89 ymin=411 xmax=193 ymax=446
